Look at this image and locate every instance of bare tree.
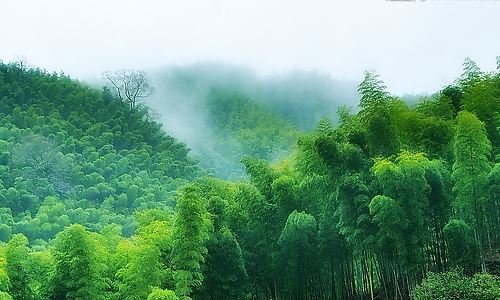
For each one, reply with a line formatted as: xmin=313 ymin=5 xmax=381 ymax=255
xmin=103 ymin=70 xmax=153 ymax=110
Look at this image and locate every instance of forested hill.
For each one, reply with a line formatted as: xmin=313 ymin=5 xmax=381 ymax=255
xmin=0 ymin=58 xmax=499 ymax=300
xmin=0 ymin=61 xmax=201 ymax=242
xmin=146 ymin=63 xmax=358 ymax=178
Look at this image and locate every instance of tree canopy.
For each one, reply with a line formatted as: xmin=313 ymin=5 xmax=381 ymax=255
xmin=0 ymin=58 xmax=499 ymax=299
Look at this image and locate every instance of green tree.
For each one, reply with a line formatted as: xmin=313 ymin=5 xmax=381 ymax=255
xmin=357 ymin=71 xmax=399 ymax=156
xmin=440 ymin=85 xmax=463 ymax=116
xmin=452 ymin=111 xmax=492 ymax=255
xmin=459 ymin=57 xmax=483 ymax=89
xmin=5 ymin=234 xmax=33 ymax=300
xmin=171 ymin=185 xmax=209 ymax=298
xmin=372 ymin=153 xmax=431 ymax=265
xmin=277 ymin=211 xmax=318 ymax=299
xmin=50 ymin=225 xmax=107 ymax=300
xmin=27 ymin=250 xmax=54 ymax=300
xmin=197 ymin=227 xmax=248 ymax=300
xmin=487 ymin=163 xmax=500 ymax=245
xmin=413 ymin=270 xmax=500 ymax=300
xmin=115 ymin=241 xmax=162 ymax=300
xmin=444 ymin=219 xmax=480 ymax=272
xmin=148 ymin=288 xmax=179 ymax=300
xmin=461 ymin=76 xmax=500 ymax=153
xmin=0 ymin=248 xmax=12 ymax=300
xmin=358 ymin=71 xmax=389 ymax=112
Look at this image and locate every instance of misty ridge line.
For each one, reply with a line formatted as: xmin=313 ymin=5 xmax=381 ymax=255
xmin=138 ymin=63 xmax=362 ymax=178
xmin=91 ymin=61 xmax=443 ymax=178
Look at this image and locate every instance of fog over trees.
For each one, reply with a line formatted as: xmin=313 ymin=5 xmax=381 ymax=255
xmin=1 ymin=1 xmax=500 ymax=299
xmin=0 ymin=56 xmax=498 ymax=299
xmin=144 ymin=63 xmax=359 ymax=178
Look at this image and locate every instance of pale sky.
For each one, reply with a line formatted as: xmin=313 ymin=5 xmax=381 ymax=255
xmin=1 ymin=0 xmax=499 ymax=94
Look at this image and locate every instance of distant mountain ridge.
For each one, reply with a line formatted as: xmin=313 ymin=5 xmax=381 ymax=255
xmin=146 ymin=63 xmax=359 ymax=178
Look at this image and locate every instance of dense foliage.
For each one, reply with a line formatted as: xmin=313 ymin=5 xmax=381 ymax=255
xmin=202 ymin=89 xmax=300 ymax=178
xmin=413 ymin=269 xmax=500 ymax=300
xmin=0 ymin=61 xmax=201 ymax=243
xmin=0 ymin=58 xmax=499 ymax=299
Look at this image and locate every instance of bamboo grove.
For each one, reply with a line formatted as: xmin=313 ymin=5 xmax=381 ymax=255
xmin=0 ymin=59 xmax=498 ymax=299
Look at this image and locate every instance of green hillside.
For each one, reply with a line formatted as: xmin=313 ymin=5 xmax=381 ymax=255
xmin=0 ymin=59 xmax=498 ymax=300
xmin=0 ymin=61 xmax=201 ymax=242
xmin=200 ymin=89 xmax=300 ymax=178
xmin=146 ymin=64 xmax=357 ymax=179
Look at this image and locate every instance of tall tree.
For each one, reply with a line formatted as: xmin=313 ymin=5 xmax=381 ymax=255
xmin=115 ymin=241 xmax=163 ymax=300
xmin=5 ymin=234 xmax=33 ymax=300
xmin=459 ymin=57 xmax=483 ymax=88
xmin=196 ymin=227 xmax=248 ymax=300
xmin=0 ymin=247 xmax=12 ymax=300
xmin=277 ymin=211 xmax=318 ymax=300
xmin=148 ymin=288 xmax=179 ymax=300
xmin=357 ymin=71 xmax=389 ymax=113
xmin=357 ymin=71 xmax=399 ymax=156
xmin=443 ymin=219 xmax=480 ymax=272
xmin=50 ymin=225 xmax=107 ymax=300
xmin=487 ymin=163 xmax=500 ymax=246
xmin=171 ymin=185 xmax=209 ymax=299
xmin=452 ymin=111 xmax=492 ymax=265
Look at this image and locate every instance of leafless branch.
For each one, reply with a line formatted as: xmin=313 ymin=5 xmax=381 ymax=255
xmin=102 ymin=69 xmax=153 ymax=110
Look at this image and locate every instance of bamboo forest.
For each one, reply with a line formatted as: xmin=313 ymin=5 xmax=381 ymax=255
xmin=0 ymin=56 xmax=498 ymax=300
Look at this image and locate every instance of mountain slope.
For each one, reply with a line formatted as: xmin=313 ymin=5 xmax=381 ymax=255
xmin=0 ymin=61 xmax=201 ymax=241
xmin=146 ymin=63 xmax=358 ymax=178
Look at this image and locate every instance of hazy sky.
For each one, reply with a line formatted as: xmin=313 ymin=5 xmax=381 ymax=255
xmin=1 ymin=0 xmax=499 ymax=94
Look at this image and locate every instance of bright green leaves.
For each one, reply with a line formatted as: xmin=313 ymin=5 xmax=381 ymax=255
xmin=373 ymin=152 xmax=430 ymax=194
xmin=394 ymin=107 xmax=454 ymax=159
xmin=452 ymin=111 xmax=491 ymax=224
xmin=50 ymin=225 xmax=108 ymax=300
xmin=413 ymin=270 xmax=500 ymax=300
xmin=370 ymin=152 xmax=449 ymax=271
xmin=27 ymin=250 xmax=54 ymax=299
xmin=5 ymin=234 xmax=33 ymax=300
xmin=0 ymin=247 xmax=12 ymax=300
xmin=357 ymin=71 xmax=399 ymax=156
xmin=1 ymin=55 xmax=500 ymax=300
xmin=115 ymin=241 xmax=163 ymax=300
xmin=110 ymin=210 xmax=174 ymax=300
xmin=172 ymin=185 xmax=210 ymax=298
xmin=148 ymin=288 xmax=179 ymax=300
xmin=0 ymin=60 xmax=202 ymax=244
xmin=451 ymin=111 xmax=495 ymax=270
xmin=358 ymin=71 xmax=390 ymax=113
xmin=461 ymin=76 xmax=500 ymax=156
